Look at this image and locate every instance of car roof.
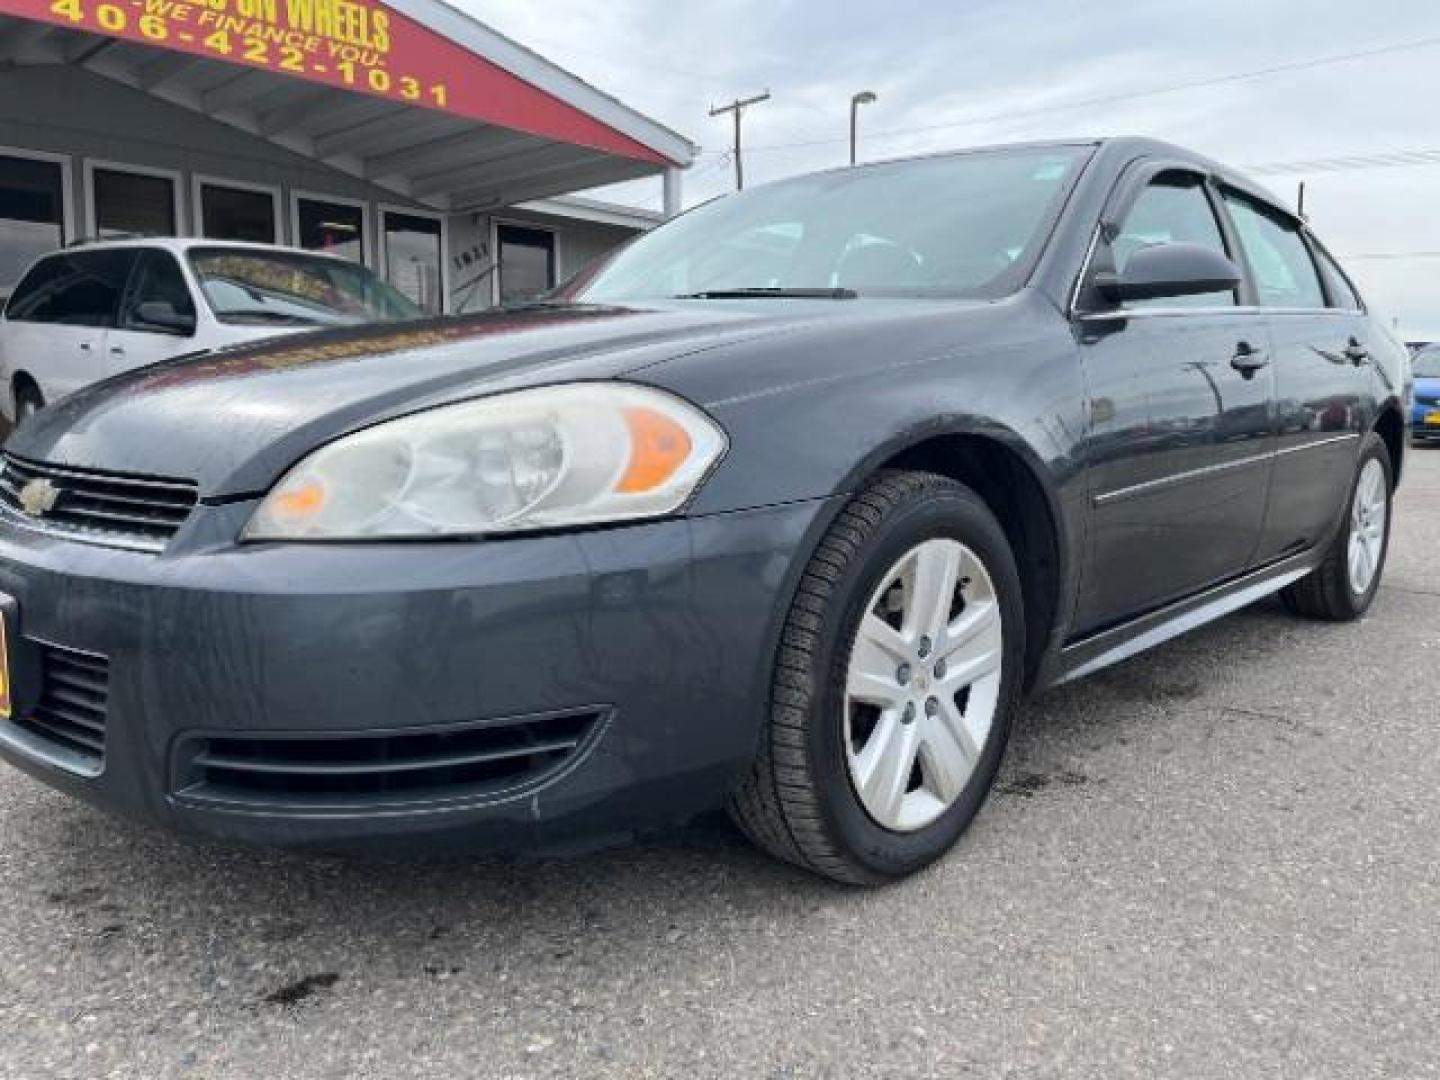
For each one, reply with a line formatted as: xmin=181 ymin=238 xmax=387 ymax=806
xmin=60 ymin=237 xmax=351 ymax=262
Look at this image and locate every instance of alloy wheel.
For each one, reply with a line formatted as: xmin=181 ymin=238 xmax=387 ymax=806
xmin=1347 ymin=457 xmax=1387 ymax=595
xmin=843 ymin=537 xmax=1004 ymax=832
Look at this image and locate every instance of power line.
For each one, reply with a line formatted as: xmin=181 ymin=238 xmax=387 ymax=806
xmin=1247 ymin=148 xmax=1440 ymax=176
xmin=1340 ymin=251 xmax=1440 ymax=261
xmin=704 ymin=33 xmax=1440 ymax=156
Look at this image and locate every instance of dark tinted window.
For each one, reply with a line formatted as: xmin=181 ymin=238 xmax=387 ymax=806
xmin=200 ymin=183 xmax=277 ymax=244
xmin=5 ymin=249 xmax=134 ymax=326
xmin=296 ymin=197 xmax=365 ymax=264
xmin=1223 ymin=192 xmax=1325 ymax=309
xmin=497 ymin=223 xmax=556 ymax=305
xmin=1113 ymin=175 xmax=1235 ymax=308
xmin=0 ymin=154 xmax=65 ymax=300
xmin=120 ymin=251 xmax=195 ymax=332
xmin=1310 ymin=240 xmax=1363 ymax=311
xmin=94 ymin=168 xmax=177 ymax=238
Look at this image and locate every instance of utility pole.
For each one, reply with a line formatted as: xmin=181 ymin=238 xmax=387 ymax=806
xmin=709 ymin=91 xmax=770 ymax=191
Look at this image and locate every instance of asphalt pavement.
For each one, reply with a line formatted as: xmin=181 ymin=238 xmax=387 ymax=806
xmin=0 ymin=449 xmax=1436 ymax=1079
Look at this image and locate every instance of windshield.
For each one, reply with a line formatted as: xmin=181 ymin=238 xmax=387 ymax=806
xmin=566 ymin=146 xmax=1089 ymax=303
xmin=1413 ymin=345 xmax=1440 ymax=378
xmin=188 ymin=248 xmax=421 ymax=328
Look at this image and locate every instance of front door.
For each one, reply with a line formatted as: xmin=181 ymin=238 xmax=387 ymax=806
xmin=108 ymin=250 xmax=200 ymax=377
xmin=1073 ymin=169 xmax=1275 ymax=634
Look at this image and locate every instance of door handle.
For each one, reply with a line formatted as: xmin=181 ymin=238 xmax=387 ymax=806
xmin=1344 ymin=338 xmax=1370 ymax=365
xmin=109 ymin=346 xmax=125 ymax=357
xmin=79 ymin=341 xmax=92 ymax=352
xmin=1231 ymin=341 xmax=1269 ymax=377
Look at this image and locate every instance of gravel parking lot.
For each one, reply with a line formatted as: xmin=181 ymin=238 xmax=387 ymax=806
xmin=0 ymin=450 xmax=1436 ymax=1079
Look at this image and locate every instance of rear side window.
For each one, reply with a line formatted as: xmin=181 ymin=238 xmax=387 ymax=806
xmin=1112 ymin=174 xmax=1236 ymax=308
xmin=1310 ymin=241 xmax=1363 ymax=311
xmin=5 ymin=249 xmax=134 ymax=326
xmin=1222 ymin=192 xmax=1326 ymax=309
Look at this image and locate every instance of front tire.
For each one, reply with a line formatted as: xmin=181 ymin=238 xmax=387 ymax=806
xmin=1281 ymin=433 xmax=1392 ymax=621
xmin=729 ymin=471 xmax=1025 ymax=885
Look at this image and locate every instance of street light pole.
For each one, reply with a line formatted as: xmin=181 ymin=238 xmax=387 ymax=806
xmin=850 ymin=91 xmax=877 ymax=166
xmin=709 ymin=91 xmax=771 ymax=191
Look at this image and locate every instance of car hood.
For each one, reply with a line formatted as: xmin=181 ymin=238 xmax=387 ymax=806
xmin=8 ymin=301 xmax=921 ymax=497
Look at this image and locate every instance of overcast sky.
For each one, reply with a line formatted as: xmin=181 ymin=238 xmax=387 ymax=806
xmin=465 ymin=0 xmax=1440 ymax=339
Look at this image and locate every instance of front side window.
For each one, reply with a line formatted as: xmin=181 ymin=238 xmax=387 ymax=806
xmin=120 ymin=251 xmax=196 ymax=333
xmin=568 ymin=146 xmax=1088 ymax=302
xmin=94 ymin=168 xmax=178 ymax=238
xmin=188 ymin=247 xmax=419 ymax=328
xmin=0 ymin=154 xmax=66 ymax=301
xmin=5 ymin=249 xmax=134 ymax=326
xmin=1412 ymin=345 xmax=1440 ymax=379
xmin=200 ymin=183 xmax=277 ymax=244
xmin=1223 ymin=192 xmax=1325 ymax=309
xmin=1111 ymin=174 xmax=1236 ymax=308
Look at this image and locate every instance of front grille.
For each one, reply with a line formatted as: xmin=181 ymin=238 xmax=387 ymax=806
xmin=0 ymin=453 xmax=198 ymax=551
xmin=10 ymin=644 xmax=109 ymax=774
xmin=174 ymin=709 xmax=605 ymax=810
xmin=1417 ymin=394 xmax=1440 ymax=408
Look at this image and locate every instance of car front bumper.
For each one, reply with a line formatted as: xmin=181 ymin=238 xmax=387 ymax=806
xmin=0 ymin=496 xmax=836 ymax=855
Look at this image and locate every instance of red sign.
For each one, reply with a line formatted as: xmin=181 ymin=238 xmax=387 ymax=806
xmin=2 ymin=0 xmax=669 ymax=164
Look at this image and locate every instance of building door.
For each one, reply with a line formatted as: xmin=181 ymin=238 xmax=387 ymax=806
xmin=0 ymin=153 xmax=67 ymax=302
xmin=382 ymin=210 xmax=444 ymax=314
xmin=496 ymin=223 xmax=556 ymax=306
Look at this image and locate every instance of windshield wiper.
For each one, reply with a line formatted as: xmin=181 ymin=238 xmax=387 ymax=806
xmin=672 ymin=287 xmax=858 ymax=300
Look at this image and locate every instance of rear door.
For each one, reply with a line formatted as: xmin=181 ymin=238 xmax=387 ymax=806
xmin=1220 ymin=191 xmax=1369 ymax=562
xmin=1 ymin=249 xmax=133 ymax=405
xmin=109 ymin=250 xmax=201 ymax=375
xmin=1073 ymin=164 xmax=1275 ymax=634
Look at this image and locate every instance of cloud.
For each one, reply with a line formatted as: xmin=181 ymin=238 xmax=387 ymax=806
xmin=463 ymin=0 xmax=1440 ymax=336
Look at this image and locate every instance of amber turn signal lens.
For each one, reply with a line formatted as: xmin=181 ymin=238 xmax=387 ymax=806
xmin=272 ymin=477 xmax=327 ymax=521
xmin=618 ymin=406 xmax=694 ymax=493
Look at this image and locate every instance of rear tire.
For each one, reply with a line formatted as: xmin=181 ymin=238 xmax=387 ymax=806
xmin=1280 ymin=433 xmax=1392 ymax=621
xmin=728 ymin=470 xmax=1025 ymax=885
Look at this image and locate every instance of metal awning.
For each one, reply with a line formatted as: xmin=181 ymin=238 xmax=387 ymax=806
xmin=0 ymin=0 xmax=694 ymax=211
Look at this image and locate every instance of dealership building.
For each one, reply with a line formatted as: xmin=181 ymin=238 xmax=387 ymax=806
xmin=0 ymin=0 xmax=693 ymax=311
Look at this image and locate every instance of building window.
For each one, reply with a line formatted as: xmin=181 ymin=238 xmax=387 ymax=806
xmin=199 ymin=181 xmax=277 ymax=244
xmin=295 ymin=196 xmax=365 ymax=264
xmin=382 ymin=210 xmax=443 ymax=314
xmin=496 ymin=223 xmax=556 ymax=305
xmin=0 ymin=153 xmax=66 ymax=300
xmin=92 ymin=167 xmax=178 ymax=239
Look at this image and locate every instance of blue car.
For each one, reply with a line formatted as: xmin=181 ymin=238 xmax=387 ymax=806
xmin=1412 ymin=344 xmax=1440 ymax=442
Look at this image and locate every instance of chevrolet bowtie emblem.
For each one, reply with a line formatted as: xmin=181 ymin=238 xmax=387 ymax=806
xmin=18 ymin=478 xmax=60 ymax=518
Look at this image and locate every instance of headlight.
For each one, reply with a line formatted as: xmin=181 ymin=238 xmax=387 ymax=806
xmin=243 ymin=384 xmax=726 ymax=540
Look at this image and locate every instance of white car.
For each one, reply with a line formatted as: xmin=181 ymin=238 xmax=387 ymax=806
xmin=0 ymin=238 xmax=421 ymax=423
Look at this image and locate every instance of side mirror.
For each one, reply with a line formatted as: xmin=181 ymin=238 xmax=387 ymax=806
xmin=1093 ymin=242 xmax=1242 ymax=304
xmin=133 ymin=300 xmax=196 ymax=335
